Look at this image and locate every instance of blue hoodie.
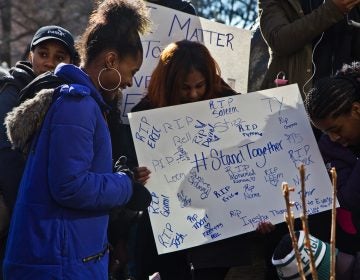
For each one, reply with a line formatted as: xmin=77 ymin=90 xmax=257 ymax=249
xmin=3 ymin=63 xmax=132 ymax=279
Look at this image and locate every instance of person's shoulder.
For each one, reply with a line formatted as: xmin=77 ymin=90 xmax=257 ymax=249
xmin=0 ymin=68 xmax=12 ymax=93
xmin=9 ymin=61 xmax=36 ymax=86
xmin=131 ymin=96 xmax=154 ymax=112
xmin=318 ymin=134 xmax=357 ymax=163
xmin=0 ymin=61 xmax=35 ymax=94
xmin=0 ymin=65 xmax=9 ymax=80
xmin=219 ymin=77 xmax=238 ymax=97
xmin=19 ymin=71 xmax=65 ymax=103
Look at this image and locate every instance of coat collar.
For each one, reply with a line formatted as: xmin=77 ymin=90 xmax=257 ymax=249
xmin=54 ymin=63 xmax=111 ymax=112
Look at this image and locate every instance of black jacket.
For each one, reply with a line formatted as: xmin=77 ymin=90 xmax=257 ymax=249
xmin=0 ymin=61 xmax=35 ymax=149
xmin=0 ymin=61 xmax=35 ymax=210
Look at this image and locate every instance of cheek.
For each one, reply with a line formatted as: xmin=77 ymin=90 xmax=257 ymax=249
xmin=349 ymin=121 xmax=360 ymax=141
xmin=30 ymin=60 xmax=42 ymax=75
xmin=121 ymin=71 xmax=133 ymax=84
xmin=179 ymin=90 xmax=189 ymax=101
xmin=198 ymin=86 xmax=207 ymax=96
xmin=63 ymin=57 xmax=72 ymax=64
xmin=179 ymin=89 xmax=186 ymax=97
xmin=107 ymin=70 xmax=122 ymax=87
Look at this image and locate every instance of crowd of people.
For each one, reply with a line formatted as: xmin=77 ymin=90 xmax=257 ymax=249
xmin=1 ymin=0 xmax=360 ymax=279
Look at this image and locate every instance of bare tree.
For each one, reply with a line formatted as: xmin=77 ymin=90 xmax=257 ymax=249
xmin=0 ymin=0 xmax=12 ymax=65
xmin=190 ymin=0 xmax=268 ymax=91
xmin=192 ymin=0 xmax=258 ymax=29
xmin=0 ymin=0 xmax=95 ymax=65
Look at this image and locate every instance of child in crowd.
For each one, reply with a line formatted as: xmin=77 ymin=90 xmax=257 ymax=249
xmin=304 ymin=62 xmax=360 ymax=255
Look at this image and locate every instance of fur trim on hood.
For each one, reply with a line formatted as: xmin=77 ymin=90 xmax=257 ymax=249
xmin=5 ymin=88 xmax=54 ymax=155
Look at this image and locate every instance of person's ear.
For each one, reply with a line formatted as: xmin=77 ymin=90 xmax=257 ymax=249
xmin=104 ymin=51 xmax=118 ymax=68
xmin=28 ymin=51 xmax=34 ymax=63
xmin=351 ymin=102 xmax=360 ymax=118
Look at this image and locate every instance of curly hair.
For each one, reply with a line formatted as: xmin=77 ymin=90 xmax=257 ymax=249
xmin=76 ymin=0 xmax=151 ymax=66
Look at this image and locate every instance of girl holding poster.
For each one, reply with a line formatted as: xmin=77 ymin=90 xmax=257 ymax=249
xmin=128 ymin=39 xmax=254 ymax=280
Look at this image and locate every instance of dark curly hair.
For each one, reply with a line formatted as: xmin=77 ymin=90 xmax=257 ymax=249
xmin=76 ymin=0 xmax=151 ymax=66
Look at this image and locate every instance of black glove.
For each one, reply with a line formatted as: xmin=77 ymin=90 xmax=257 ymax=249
xmin=114 ymin=156 xmax=152 ymax=211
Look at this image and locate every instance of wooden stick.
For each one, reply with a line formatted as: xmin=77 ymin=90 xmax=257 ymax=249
xmin=330 ymin=167 xmax=337 ymax=280
xmin=282 ymin=182 xmax=306 ymax=280
xmin=299 ymin=165 xmax=318 ymax=280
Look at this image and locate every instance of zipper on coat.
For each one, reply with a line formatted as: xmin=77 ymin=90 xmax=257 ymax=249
xmin=82 ymin=245 xmax=109 ymax=263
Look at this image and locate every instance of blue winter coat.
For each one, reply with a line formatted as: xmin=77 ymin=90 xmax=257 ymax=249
xmin=3 ymin=63 xmax=133 ymax=279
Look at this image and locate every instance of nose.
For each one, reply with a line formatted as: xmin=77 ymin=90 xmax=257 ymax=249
xmin=44 ymin=57 xmax=56 ymax=70
xmin=127 ymin=78 xmax=133 ymax=88
xmin=122 ymin=77 xmax=132 ymax=89
xmin=328 ymin=131 xmax=341 ymax=142
xmin=188 ymin=88 xmax=199 ymax=99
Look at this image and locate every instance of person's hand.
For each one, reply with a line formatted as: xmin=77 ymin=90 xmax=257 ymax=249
xmin=332 ymin=0 xmax=360 ymax=14
xmin=114 ymin=156 xmax=134 ymax=179
xmin=134 ymin=166 xmax=151 ymax=185
xmin=256 ymin=221 xmax=276 ymax=234
xmin=114 ymin=156 xmax=152 ymax=210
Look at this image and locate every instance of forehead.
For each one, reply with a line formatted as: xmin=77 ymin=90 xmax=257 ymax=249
xmin=33 ymin=39 xmax=70 ymax=55
xmin=184 ymin=69 xmax=205 ymax=82
xmin=313 ymin=113 xmax=350 ymax=132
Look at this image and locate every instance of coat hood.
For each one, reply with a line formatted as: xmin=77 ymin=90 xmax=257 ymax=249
xmin=5 ymin=88 xmax=54 ymax=155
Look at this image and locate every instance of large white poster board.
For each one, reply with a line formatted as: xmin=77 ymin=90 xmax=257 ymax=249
xmin=128 ymin=84 xmax=334 ymax=254
xmin=120 ymin=2 xmax=251 ymax=123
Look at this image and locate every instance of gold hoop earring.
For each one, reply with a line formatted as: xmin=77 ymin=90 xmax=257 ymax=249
xmin=98 ymin=67 xmax=122 ymax=91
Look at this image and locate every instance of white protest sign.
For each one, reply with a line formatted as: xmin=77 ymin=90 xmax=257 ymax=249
xmin=120 ymin=2 xmax=251 ymax=123
xmin=128 ymin=84 xmax=334 ymax=254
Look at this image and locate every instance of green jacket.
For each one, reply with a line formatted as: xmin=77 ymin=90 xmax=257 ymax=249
xmin=258 ymin=0 xmax=345 ymax=98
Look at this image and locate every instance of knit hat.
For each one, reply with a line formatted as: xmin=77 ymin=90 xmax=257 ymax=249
xmin=30 ymin=25 xmax=77 ymax=60
xmin=272 ymin=231 xmax=335 ymax=279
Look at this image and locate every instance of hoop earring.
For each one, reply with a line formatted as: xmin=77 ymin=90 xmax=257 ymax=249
xmin=98 ymin=67 xmax=122 ymax=91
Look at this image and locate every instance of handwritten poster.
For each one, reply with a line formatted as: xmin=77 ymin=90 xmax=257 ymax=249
xmin=120 ymin=2 xmax=251 ymax=123
xmin=128 ymin=84 xmax=334 ymax=254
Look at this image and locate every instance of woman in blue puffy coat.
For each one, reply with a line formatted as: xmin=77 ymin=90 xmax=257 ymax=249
xmin=3 ymin=0 xmax=151 ymax=279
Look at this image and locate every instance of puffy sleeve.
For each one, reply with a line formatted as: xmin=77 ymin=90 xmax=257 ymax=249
xmin=47 ymin=94 xmax=133 ymax=211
